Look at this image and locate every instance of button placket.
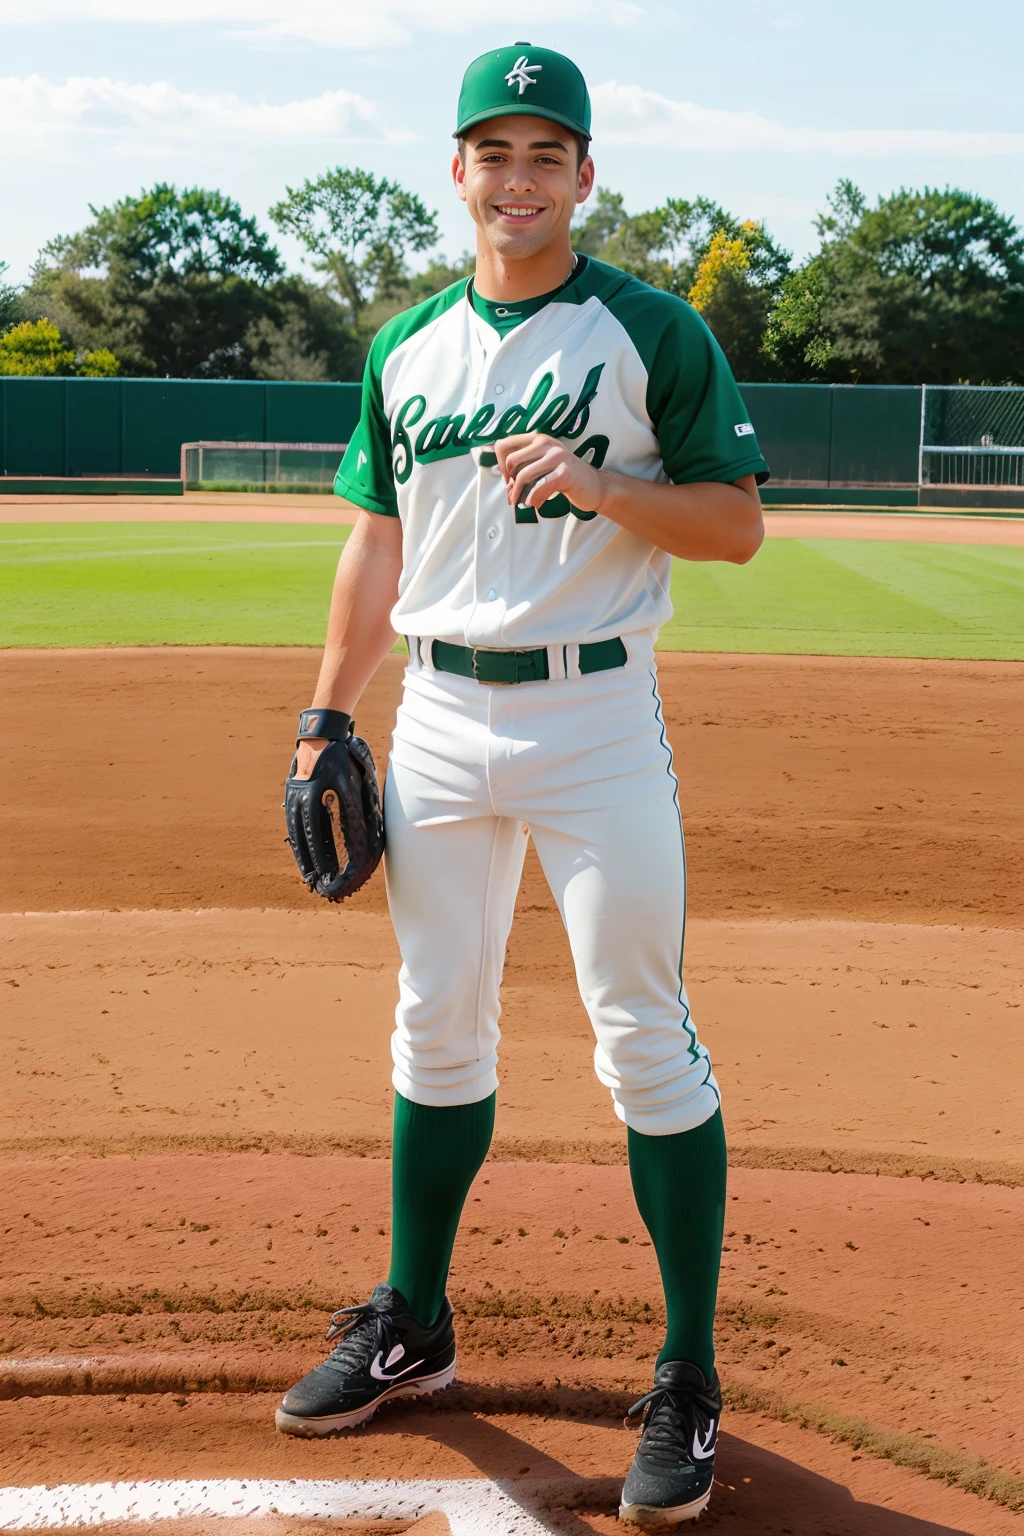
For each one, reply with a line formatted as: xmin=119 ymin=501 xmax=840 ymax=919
xmin=470 ymin=349 xmax=517 ymax=637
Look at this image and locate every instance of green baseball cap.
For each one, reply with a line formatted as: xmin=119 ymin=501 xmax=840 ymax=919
xmin=454 ymin=42 xmax=592 ymax=142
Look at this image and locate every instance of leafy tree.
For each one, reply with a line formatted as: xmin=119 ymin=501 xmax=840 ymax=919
xmin=45 ymin=183 xmax=281 ymax=285
xmin=764 ymin=180 xmax=1024 ymax=383
xmin=339 ymin=243 xmax=516 ymax=371
xmin=574 ymin=190 xmax=790 ymax=378
xmin=573 ymin=188 xmax=630 ymax=258
xmin=0 ymin=317 xmax=118 ymax=376
xmin=0 ymin=319 xmax=74 ymax=375
xmin=28 ymin=185 xmax=284 ymax=377
xmin=0 ymin=261 xmax=18 ymax=332
xmin=245 ymin=277 xmax=362 ymax=383
xmin=685 ymin=222 xmax=789 ymax=380
xmin=270 ymin=168 xmax=439 ymax=325
xmin=404 ymin=252 xmax=476 ymax=306
xmin=575 ymin=189 xmax=699 ymax=292
xmin=78 ymin=347 xmax=120 ymax=377
xmin=685 ymin=229 xmax=753 ymax=310
xmin=22 ymin=185 xmax=370 ymax=380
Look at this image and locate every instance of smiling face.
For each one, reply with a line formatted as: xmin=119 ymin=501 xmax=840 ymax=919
xmin=453 ymin=114 xmax=594 ymax=263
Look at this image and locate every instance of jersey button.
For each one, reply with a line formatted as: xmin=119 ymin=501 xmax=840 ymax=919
xmin=487 ymin=588 xmax=497 ymax=601
xmin=487 ymin=527 xmax=498 ymax=540
xmin=493 ymin=384 xmax=505 ymax=395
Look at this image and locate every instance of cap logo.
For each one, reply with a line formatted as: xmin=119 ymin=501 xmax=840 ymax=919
xmin=505 ymin=55 xmax=542 ymax=96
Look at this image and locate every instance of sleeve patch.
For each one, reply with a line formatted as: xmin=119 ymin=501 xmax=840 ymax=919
xmin=734 ymin=422 xmax=756 ymax=437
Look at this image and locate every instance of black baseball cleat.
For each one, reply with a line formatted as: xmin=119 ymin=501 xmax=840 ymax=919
xmin=619 ymin=1360 xmax=722 ymax=1525
xmin=275 ymin=1283 xmax=456 ymax=1437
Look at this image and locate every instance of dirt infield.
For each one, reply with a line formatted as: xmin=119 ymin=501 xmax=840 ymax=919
xmin=3 ymin=1154 xmax=1023 ymax=1530
xmin=3 ymin=1157 xmax=1023 ymax=1513
xmin=0 ymin=492 xmax=357 ymax=524
xmin=2 ymin=647 xmax=1023 ymax=1531
xmin=762 ymin=511 xmax=1024 ymax=545
xmin=3 ymin=492 xmax=1024 ymax=545
xmin=2 ymin=649 xmax=1021 ymax=924
xmin=4 ymin=909 xmax=1021 ymax=1174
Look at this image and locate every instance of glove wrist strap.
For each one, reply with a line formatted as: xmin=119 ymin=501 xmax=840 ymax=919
xmin=296 ymin=707 xmax=353 ymax=744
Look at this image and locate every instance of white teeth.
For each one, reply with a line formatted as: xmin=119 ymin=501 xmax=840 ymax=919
xmin=497 ymin=207 xmax=538 ymax=217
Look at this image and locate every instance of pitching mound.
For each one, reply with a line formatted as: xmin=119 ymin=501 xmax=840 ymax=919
xmin=2 ymin=646 xmax=1022 ymax=1533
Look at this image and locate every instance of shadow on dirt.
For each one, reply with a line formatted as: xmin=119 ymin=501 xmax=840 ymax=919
xmin=420 ymin=1408 xmax=979 ymax=1536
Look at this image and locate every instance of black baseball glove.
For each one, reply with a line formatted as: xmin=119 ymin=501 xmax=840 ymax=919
xmin=284 ymin=708 xmax=385 ymax=902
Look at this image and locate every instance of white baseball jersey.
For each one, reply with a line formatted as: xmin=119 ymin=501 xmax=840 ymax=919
xmin=335 ymin=255 xmax=768 ymax=649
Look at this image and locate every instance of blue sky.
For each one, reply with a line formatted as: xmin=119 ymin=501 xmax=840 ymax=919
xmin=3 ymin=0 xmax=1023 ymax=285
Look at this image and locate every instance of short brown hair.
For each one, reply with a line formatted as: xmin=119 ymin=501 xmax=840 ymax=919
xmin=457 ymin=131 xmax=591 ymax=171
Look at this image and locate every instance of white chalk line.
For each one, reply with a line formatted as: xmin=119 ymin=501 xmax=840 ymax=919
xmin=0 ymin=540 xmax=344 ymax=565
xmin=0 ymin=1477 xmax=580 ymax=1534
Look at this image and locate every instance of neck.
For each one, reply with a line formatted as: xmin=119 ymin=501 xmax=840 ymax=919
xmin=473 ymin=233 xmax=576 ymax=302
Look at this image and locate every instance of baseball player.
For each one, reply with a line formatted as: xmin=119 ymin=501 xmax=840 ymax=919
xmin=277 ymin=43 xmax=767 ymax=1526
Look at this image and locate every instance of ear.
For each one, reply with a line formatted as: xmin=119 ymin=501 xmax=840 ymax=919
xmin=576 ymin=154 xmax=596 ymax=207
xmin=452 ymin=152 xmax=468 ymax=203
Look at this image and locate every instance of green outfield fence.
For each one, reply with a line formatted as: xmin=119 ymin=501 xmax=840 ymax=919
xmin=1 ymin=377 xmax=1021 ymax=509
xmin=740 ymin=384 xmax=920 ymax=493
xmin=0 ymin=378 xmax=361 ymax=480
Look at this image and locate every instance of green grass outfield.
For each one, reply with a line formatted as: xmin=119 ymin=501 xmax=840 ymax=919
xmin=1 ymin=521 xmax=1022 ymax=659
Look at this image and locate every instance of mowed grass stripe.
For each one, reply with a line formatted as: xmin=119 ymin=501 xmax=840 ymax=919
xmin=809 ymin=538 xmax=1024 ymax=631
xmin=0 ymin=540 xmax=347 ymax=565
xmin=0 ymin=522 xmax=349 ymax=648
xmin=1 ymin=521 xmax=1022 ymax=658
xmin=663 ymin=537 xmax=1024 ymax=659
xmin=0 ymin=523 xmax=338 ymax=550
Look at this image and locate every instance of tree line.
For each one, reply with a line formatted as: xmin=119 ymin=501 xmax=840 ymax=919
xmin=2 ymin=169 xmax=1023 ymax=385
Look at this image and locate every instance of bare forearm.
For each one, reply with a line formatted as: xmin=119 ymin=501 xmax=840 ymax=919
xmin=310 ymin=512 xmax=403 ymax=715
xmin=593 ymin=472 xmax=764 ymax=563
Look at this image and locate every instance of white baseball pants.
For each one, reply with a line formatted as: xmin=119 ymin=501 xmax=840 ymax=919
xmin=383 ymin=640 xmax=720 ymax=1136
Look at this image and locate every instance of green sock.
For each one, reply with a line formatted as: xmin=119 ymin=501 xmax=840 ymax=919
xmin=387 ymin=1091 xmax=495 ymax=1327
xmin=627 ymin=1107 xmax=727 ymax=1377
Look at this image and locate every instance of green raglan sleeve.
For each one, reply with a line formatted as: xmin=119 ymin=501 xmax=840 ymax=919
xmin=644 ymin=297 xmax=770 ymax=487
xmin=334 ymin=334 xmax=398 ymax=516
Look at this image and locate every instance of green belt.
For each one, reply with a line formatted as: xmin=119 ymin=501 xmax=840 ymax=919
xmin=428 ymin=636 xmax=627 ymax=686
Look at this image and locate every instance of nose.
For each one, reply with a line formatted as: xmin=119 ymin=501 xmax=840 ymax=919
xmin=503 ymin=155 xmax=537 ymax=196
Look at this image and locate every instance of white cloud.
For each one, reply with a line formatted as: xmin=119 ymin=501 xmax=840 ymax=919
xmin=0 ymin=0 xmax=642 ymax=47
xmin=0 ymin=75 xmax=414 ymax=149
xmin=593 ymin=82 xmax=1024 ymax=157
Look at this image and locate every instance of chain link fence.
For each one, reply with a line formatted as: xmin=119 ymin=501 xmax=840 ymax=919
xmin=920 ymin=386 xmax=1024 ymax=489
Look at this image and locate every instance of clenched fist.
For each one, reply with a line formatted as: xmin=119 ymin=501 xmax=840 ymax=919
xmin=495 ymin=432 xmax=605 ymax=514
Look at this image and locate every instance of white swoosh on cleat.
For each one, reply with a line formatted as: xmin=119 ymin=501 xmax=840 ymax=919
xmin=692 ymin=1420 xmax=717 ymax=1460
xmin=369 ymin=1351 xmax=426 ymax=1382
